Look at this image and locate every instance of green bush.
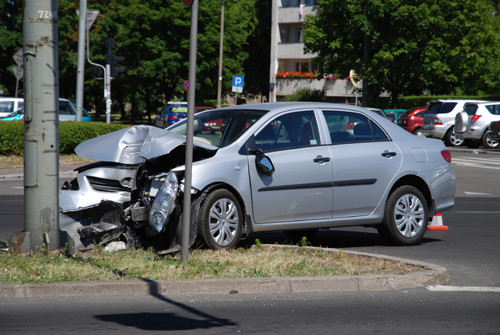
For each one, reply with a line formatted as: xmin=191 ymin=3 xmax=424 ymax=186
xmin=0 ymin=121 xmax=24 ymax=156
xmin=285 ymin=88 xmax=326 ymax=102
xmin=0 ymin=121 xmax=130 ymax=156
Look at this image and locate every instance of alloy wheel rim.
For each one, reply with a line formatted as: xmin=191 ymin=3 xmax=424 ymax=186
xmin=393 ymin=194 xmax=425 ymax=238
xmin=450 ymin=133 xmax=464 ymax=146
xmin=209 ymin=198 xmax=239 ymax=246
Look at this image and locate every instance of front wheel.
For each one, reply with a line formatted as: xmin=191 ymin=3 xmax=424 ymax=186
xmin=377 ymin=185 xmax=428 ymax=246
xmin=197 ymin=189 xmax=243 ymax=250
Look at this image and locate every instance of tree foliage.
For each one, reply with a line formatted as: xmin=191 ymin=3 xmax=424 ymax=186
xmin=0 ymin=0 xmax=270 ymax=121
xmin=304 ymin=0 xmax=500 ymax=106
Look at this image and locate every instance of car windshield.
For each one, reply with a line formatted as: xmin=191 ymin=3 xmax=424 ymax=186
xmin=167 ymin=108 xmax=268 ymax=148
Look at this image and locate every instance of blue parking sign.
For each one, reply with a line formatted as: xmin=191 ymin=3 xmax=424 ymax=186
xmin=232 ymin=75 xmax=244 ymax=93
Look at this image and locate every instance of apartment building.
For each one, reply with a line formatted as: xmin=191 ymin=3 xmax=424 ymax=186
xmin=269 ymin=0 xmax=359 ymax=102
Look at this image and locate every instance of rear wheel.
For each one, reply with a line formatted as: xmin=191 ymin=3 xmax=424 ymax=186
xmin=482 ymin=129 xmax=499 ymax=149
xmin=444 ymin=127 xmax=464 ymax=147
xmin=378 ymin=185 xmax=428 ymax=246
xmin=197 ymin=189 xmax=243 ymax=250
xmin=412 ymin=128 xmax=423 ymax=137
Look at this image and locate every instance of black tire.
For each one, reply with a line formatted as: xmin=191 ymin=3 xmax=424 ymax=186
xmin=377 ymin=185 xmax=428 ymax=246
xmin=482 ymin=129 xmax=499 ymax=149
xmin=412 ymin=128 xmax=422 ymax=137
xmin=197 ymin=189 xmax=243 ymax=250
xmin=444 ymin=127 xmax=464 ymax=147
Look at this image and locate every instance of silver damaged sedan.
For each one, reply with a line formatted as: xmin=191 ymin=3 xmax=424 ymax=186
xmin=59 ymin=102 xmax=456 ymax=252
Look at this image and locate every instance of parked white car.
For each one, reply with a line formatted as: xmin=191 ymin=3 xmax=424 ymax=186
xmin=0 ymin=97 xmax=24 ymax=118
xmin=421 ymin=99 xmax=488 ymax=146
xmin=454 ymin=101 xmax=500 ymax=149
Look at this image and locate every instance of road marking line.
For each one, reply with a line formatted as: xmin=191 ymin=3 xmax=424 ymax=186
xmin=452 ymin=162 xmax=500 ymax=170
xmin=427 ymin=285 xmax=500 ymax=292
xmin=463 ymin=191 xmax=492 ymax=196
xmin=456 ymin=211 xmax=500 ymax=214
xmin=453 ymin=157 xmax=500 ymax=165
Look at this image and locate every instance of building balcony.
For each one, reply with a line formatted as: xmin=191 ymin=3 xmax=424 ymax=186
xmin=275 ymin=78 xmax=358 ymax=97
xmin=278 ymin=6 xmax=316 ymax=23
xmin=277 ymin=43 xmax=314 ymax=59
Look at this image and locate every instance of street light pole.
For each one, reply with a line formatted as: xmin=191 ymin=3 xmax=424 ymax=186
xmin=216 ymin=0 xmax=225 ymax=109
xmin=75 ymin=0 xmax=87 ymax=122
xmin=182 ymin=0 xmax=199 ymax=263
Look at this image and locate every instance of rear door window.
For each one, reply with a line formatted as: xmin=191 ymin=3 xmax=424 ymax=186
xmin=322 ymin=110 xmax=389 ymax=144
xmin=485 ymin=104 xmax=500 ymax=116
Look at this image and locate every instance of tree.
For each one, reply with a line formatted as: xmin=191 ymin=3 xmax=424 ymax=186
xmin=0 ymin=0 xmax=23 ymax=96
xmin=0 ymin=0 xmax=268 ymax=121
xmin=304 ymin=0 xmax=500 ymax=107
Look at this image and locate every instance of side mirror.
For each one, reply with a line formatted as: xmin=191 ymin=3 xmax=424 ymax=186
xmin=251 ymin=148 xmax=275 ymax=176
xmin=455 ymin=111 xmax=468 ymax=134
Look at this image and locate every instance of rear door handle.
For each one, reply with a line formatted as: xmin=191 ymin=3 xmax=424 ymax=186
xmin=381 ymin=150 xmax=397 ymax=158
xmin=313 ymin=155 xmax=331 ymax=163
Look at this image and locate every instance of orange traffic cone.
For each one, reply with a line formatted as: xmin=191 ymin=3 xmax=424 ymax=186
xmin=427 ymin=212 xmax=448 ymax=231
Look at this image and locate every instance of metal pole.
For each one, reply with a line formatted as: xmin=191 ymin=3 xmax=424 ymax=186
xmin=75 ymin=0 xmax=87 ymax=122
xmin=216 ymin=0 xmax=225 ymax=109
xmin=182 ymin=0 xmax=198 ymax=263
xmin=105 ymin=64 xmax=111 ymax=124
xmin=20 ymin=0 xmax=60 ymax=253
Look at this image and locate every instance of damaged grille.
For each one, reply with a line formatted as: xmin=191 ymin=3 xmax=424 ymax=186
xmin=87 ymin=176 xmax=132 ymax=192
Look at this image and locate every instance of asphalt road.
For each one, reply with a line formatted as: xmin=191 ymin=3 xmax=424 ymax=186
xmin=0 ymin=289 xmax=499 ymax=335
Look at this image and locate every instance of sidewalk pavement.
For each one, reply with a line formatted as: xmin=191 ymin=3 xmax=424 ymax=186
xmin=0 ymin=161 xmax=450 ymax=298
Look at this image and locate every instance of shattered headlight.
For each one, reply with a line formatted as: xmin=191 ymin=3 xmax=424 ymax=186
xmin=149 ymin=172 xmax=178 ymax=233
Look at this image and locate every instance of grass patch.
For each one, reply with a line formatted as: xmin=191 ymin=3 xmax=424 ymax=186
xmin=0 ymin=244 xmax=422 ymax=284
xmin=0 ymin=154 xmax=92 ymax=168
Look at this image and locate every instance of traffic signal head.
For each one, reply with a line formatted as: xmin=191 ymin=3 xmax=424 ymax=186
xmin=106 ymin=38 xmax=126 ymax=78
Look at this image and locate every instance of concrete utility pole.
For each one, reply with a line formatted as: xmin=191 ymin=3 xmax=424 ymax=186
xmin=19 ymin=0 xmax=60 ymax=252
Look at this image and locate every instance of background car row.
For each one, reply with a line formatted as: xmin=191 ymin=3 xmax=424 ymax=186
xmin=0 ymin=98 xmax=91 ymax=122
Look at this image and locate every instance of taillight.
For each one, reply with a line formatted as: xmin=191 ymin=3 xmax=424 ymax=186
xmin=434 ymin=117 xmax=443 ymax=125
xmin=169 ymin=115 xmax=179 ymax=121
xmin=441 ymin=150 xmax=452 ymax=163
xmin=471 ymin=115 xmax=481 ymax=124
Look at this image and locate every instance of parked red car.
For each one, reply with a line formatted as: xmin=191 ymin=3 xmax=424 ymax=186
xmin=397 ymin=107 xmax=428 ymax=136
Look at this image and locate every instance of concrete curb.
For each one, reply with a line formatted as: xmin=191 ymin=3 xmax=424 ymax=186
xmin=0 ymin=246 xmax=449 ymax=299
xmin=0 ymin=171 xmax=78 ymax=181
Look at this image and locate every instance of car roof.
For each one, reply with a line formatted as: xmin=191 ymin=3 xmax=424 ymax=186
xmin=465 ymin=101 xmax=500 ymax=106
xmin=217 ymin=102 xmax=373 ymax=114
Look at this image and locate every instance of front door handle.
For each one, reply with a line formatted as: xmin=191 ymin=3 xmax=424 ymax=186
xmin=381 ymin=150 xmax=397 ymax=158
xmin=313 ymin=156 xmax=331 ymax=163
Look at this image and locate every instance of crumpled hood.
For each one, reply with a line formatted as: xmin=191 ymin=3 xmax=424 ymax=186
xmin=75 ymin=125 xmax=218 ymax=164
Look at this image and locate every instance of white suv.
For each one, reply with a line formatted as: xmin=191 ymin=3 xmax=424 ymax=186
xmin=421 ymin=99 xmax=488 ymax=146
xmin=454 ymin=101 xmax=500 ymax=149
xmin=0 ymin=97 xmax=24 ymax=118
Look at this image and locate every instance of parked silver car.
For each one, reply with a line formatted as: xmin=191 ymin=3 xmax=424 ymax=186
xmin=454 ymin=101 xmax=500 ymax=149
xmin=59 ymin=102 xmax=456 ymax=252
xmin=421 ymin=99 xmax=488 ymax=146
